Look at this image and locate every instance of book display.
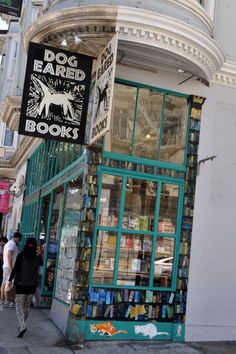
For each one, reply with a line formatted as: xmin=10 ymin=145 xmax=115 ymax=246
xmin=71 ymin=150 xmax=102 ymax=307
xmin=69 ymin=95 xmax=205 ymax=334
xmin=173 ymin=95 xmax=205 ymax=323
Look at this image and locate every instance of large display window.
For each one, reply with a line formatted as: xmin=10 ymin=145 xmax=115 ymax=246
xmin=105 ymin=80 xmax=188 ymax=166
xmin=39 ymin=187 xmax=64 ymax=296
xmin=55 ymin=176 xmax=83 ymax=304
xmin=91 ymin=170 xmax=183 ymax=290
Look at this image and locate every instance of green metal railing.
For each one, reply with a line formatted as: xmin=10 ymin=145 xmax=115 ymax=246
xmin=25 ymin=140 xmax=83 ymax=197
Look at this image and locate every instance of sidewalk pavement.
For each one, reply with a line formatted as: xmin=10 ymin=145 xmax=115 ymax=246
xmin=1 ymin=306 xmax=236 ymax=354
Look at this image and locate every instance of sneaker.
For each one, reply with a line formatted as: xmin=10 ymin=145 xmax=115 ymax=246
xmin=3 ymin=302 xmax=10 ymax=307
xmin=9 ymin=301 xmax=15 ymax=307
xmin=17 ymin=327 xmax=27 ymax=338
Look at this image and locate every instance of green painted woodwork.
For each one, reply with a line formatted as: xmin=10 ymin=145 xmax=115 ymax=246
xmin=103 ymin=78 xmax=189 ymax=169
xmin=66 ymin=318 xmax=185 ymax=342
xmin=90 ymin=166 xmax=184 ymax=291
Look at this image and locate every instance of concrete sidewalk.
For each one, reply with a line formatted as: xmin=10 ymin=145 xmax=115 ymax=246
xmin=1 ymin=306 xmax=236 ymax=353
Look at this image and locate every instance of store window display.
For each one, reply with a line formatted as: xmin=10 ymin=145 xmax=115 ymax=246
xmin=55 ymin=177 xmax=83 ymax=304
xmin=92 ymin=172 xmax=181 ymax=290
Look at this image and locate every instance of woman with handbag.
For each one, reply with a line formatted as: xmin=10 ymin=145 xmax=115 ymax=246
xmin=8 ymin=237 xmax=43 ymax=337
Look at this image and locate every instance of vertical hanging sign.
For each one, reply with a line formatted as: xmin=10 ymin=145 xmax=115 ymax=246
xmin=88 ymin=33 xmax=118 ymax=145
xmin=0 ymin=0 xmax=23 ymax=17
xmin=0 ymin=181 xmax=10 ymax=214
xmin=18 ymin=42 xmax=93 ymax=144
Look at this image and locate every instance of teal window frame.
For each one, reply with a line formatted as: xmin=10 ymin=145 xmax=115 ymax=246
xmin=103 ymin=78 xmax=190 ymax=172
xmin=89 ymin=166 xmax=184 ymax=292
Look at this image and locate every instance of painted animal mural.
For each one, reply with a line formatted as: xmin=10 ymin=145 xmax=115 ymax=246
xmin=134 ymin=324 xmax=169 ymax=339
xmin=90 ymin=322 xmax=127 ymax=336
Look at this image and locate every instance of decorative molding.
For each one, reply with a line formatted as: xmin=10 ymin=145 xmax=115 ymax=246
xmin=24 ymin=5 xmax=224 ymax=82
xmin=49 ymin=0 xmax=213 ymax=33
xmin=164 ymin=0 xmax=213 ymax=32
xmin=212 ymin=62 xmax=236 ymax=88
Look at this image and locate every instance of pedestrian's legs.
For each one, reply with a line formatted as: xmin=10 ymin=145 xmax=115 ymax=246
xmin=15 ymin=294 xmax=27 ymax=331
xmin=1 ymin=268 xmax=11 ymax=304
xmin=23 ymin=294 xmax=33 ymax=322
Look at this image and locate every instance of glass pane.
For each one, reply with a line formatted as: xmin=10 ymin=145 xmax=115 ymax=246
xmin=160 ymin=95 xmax=188 ymax=164
xmin=93 ymin=231 xmax=117 ymax=285
xmin=4 ymin=129 xmax=14 ymax=146
xmin=98 ymin=175 xmax=122 ymax=227
xmin=44 ymin=188 xmax=63 ymax=293
xmin=154 ymin=237 xmax=175 ymax=288
xmin=123 ymin=179 xmax=157 ymax=231
xmin=105 ymin=83 xmax=137 ymax=154
xmin=117 ymin=234 xmax=152 ymax=286
xmin=38 ymin=194 xmax=50 ymax=258
xmin=55 ymin=177 xmax=82 ymax=304
xmin=134 ymin=89 xmax=163 ymax=159
xmin=158 ymin=183 xmax=179 ymax=234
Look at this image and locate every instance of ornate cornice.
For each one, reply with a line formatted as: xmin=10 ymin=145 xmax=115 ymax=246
xmin=49 ymin=0 xmax=213 ymax=33
xmin=115 ymin=6 xmax=223 ymax=81
xmin=212 ymin=62 xmax=236 ymax=88
xmin=24 ymin=5 xmax=224 ymax=83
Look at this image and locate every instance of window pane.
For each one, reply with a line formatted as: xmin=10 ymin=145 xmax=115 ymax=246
xmin=134 ymin=89 xmax=163 ymax=159
xmin=98 ymin=175 xmax=122 ymax=227
xmin=105 ymin=83 xmax=137 ymax=154
xmin=93 ymin=231 xmax=117 ymax=285
xmin=43 ymin=188 xmax=63 ymax=293
xmin=158 ymin=183 xmax=179 ymax=234
xmin=153 ymin=237 xmax=175 ymax=288
xmin=117 ymin=234 xmax=152 ymax=286
xmin=123 ymin=179 xmax=157 ymax=231
xmin=55 ymin=177 xmax=82 ymax=303
xmin=4 ymin=130 xmax=14 ymax=146
xmin=160 ymin=95 xmax=188 ymax=164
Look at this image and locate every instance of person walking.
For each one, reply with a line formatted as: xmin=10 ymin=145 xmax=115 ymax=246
xmin=0 ymin=237 xmax=8 ymax=285
xmin=8 ymin=237 xmax=43 ymax=338
xmin=1 ymin=232 xmax=22 ymax=306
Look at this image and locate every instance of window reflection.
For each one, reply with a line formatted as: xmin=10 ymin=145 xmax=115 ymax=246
xmin=117 ymin=234 xmax=152 ymax=286
xmin=161 ymin=95 xmax=188 ymax=164
xmin=134 ymin=89 xmax=163 ymax=159
xmin=93 ymin=231 xmax=117 ymax=285
xmin=158 ymin=183 xmax=179 ymax=234
xmin=105 ymin=84 xmax=137 ymax=154
xmin=123 ymin=179 xmax=157 ymax=231
xmin=55 ymin=177 xmax=82 ymax=303
xmin=98 ymin=175 xmax=122 ymax=228
xmin=153 ymin=237 xmax=175 ymax=288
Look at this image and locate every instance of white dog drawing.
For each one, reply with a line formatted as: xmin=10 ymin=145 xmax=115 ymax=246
xmin=34 ymin=77 xmax=74 ymax=118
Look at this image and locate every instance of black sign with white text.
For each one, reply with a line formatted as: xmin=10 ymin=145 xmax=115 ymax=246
xmin=19 ymin=42 xmax=93 ymax=144
xmin=0 ymin=0 xmax=22 ymax=17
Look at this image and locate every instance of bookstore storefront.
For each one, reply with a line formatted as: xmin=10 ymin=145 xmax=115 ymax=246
xmin=61 ymin=80 xmax=204 ymax=342
xmin=21 ymin=77 xmax=204 ymax=341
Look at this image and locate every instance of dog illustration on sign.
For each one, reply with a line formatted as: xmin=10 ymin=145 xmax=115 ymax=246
xmin=134 ymin=324 xmax=169 ymax=339
xmin=34 ymin=77 xmax=75 ymax=118
xmin=95 ymin=82 xmax=109 ymax=118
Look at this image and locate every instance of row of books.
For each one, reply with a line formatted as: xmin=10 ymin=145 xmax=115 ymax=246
xmin=88 ymin=288 xmax=175 ymax=304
